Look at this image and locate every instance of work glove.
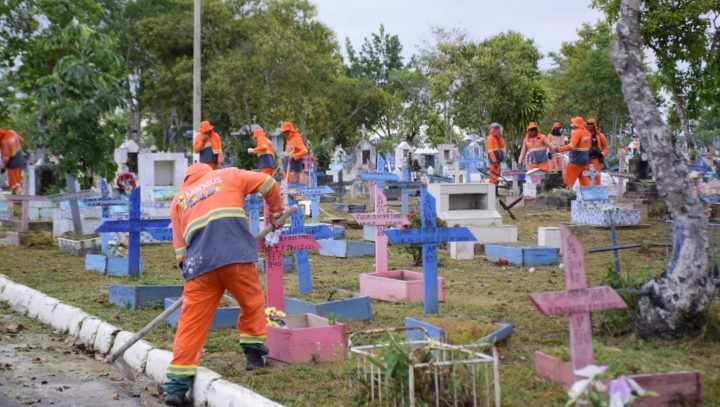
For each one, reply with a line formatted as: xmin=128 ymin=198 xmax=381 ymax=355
xmin=247 ymin=148 xmax=254 ymax=154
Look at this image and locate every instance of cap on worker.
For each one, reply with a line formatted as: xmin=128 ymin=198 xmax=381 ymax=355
xmin=587 ymin=118 xmax=597 ymax=126
xmin=252 ymin=127 xmax=266 ymax=139
xmin=183 ymin=163 xmax=213 ymax=182
xmin=490 ymin=123 xmax=501 ymax=129
xmin=571 ymin=117 xmax=586 ymax=128
xmin=199 ymin=120 xmax=214 ymax=134
xmin=527 ymin=122 xmax=539 ymax=130
xmin=552 ymin=122 xmax=562 ymax=129
xmin=280 ymin=121 xmax=297 ymax=133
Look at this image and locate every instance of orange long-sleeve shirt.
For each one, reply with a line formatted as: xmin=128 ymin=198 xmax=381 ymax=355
xmin=486 ymin=131 xmax=506 ymax=164
xmin=171 ymin=164 xmax=283 ymax=281
xmin=0 ymin=129 xmax=25 ymax=168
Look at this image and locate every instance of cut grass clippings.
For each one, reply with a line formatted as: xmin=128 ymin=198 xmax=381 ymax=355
xmin=1 ymin=198 xmax=719 ymax=406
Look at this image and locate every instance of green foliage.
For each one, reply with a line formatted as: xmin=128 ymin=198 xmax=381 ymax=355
xmin=397 ymin=210 xmax=447 ymax=266
xmin=598 ymin=264 xmax=650 ymax=336
xmin=544 ymin=21 xmax=629 ymax=136
xmin=33 ymin=22 xmax=125 ymax=186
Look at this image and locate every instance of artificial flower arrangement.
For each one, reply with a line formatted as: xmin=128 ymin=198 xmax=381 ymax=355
xmin=566 ymin=364 xmax=657 ymax=407
xmin=265 ymin=307 xmax=287 ymax=328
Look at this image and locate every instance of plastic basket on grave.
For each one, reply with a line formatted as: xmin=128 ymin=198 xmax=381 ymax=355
xmin=349 ymin=327 xmax=501 ymax=407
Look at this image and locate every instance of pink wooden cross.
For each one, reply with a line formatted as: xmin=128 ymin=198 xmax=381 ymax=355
xmin=260 ymin=206 xmax=320 ymax=311
xmin=352 ymin=186 xmax=408 ymax=274
xmin=2 ymin=180 xmax=49 ymax=232
xmin=528 ymin=225 xmax=627 ymax=384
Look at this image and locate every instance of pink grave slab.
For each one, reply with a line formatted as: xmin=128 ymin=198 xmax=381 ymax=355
xmin=359 ymin=270 xmax=445 ymax=303
xmin=266 ymin=313 xmax=347 ymax=364
xmin=352 ymin=186 xmax=408 ymax=274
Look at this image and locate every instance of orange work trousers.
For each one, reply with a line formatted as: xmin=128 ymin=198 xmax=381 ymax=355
xmin=168 ymin=263 xmax=267 ymax=371
xmin=489 ymin=163 xmax=502 ymax=184
xmin=259 ymin=167 xmax=275 ymax=176
xmin=7 ymin=167 xmax=22 ymax=191
xmin=285 ymin=171 xmax=304 ymax=184
xmin=588 ymin=158 xmax=603 ymax=186
xmin=528 ymin=161 xmax=551 ymax=173
xmin=564 ymin=163 xmax=590 ymax=188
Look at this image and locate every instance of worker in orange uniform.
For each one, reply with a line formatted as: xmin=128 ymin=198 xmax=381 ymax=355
xmin=586 ymin=118 xmax=609 ymax=186
xmin=547 ymin=122 xmax=567 ymax=171
xmin=486 ymin=123 xmax=506 ymax=185
xmin=518 ymin=122 xmax=553 ymax=173
xmin=281 ymin=121 xmax=309 ymax=184
xmin=556 ymin=117 xmax=592 ymax=188
xmin=248 ymin=127 xmax=277 ymax=176
xmin=193 ymin=120 xmax=223 ymax=170
xmin=162 ymin=163 xmax=284 ymax=406
xmin=0 ymin=128 xmax=27 ymax=194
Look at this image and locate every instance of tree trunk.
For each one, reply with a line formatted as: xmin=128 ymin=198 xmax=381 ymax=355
xmin=609 ymin=0 xmax=714 ymax=339
xmin=670 ymin=85 xmax=696 ymax=151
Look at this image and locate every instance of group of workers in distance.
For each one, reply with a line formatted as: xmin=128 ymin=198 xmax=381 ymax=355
xmin=193 ymin=120 xmax=310 ymax=184
xmin=487 ymin=116 xmax=609 ymax=189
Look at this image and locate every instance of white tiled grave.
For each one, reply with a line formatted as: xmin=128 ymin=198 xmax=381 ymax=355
xmin=137 ymin=152 xmax=187 ymax=218
xmin=428 ymin=182 xmax=517 ymax=260
xmin=570 ymin=186 xmax=640 ymax=226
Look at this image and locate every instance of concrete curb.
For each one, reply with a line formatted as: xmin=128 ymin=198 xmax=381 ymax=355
xmin=0 ymin=275 xmax=282 ymax=407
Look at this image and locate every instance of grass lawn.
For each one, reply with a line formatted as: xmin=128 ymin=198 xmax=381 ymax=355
xmin=1 ymin=197 xmax=718 ymax=406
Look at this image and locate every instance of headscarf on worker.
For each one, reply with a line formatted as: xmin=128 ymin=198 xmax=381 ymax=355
xmin=193 ymin=121 xmax=224 ymax=169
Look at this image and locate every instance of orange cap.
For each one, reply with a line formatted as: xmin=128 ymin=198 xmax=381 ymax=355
xmin=280 ymin=122 xmax=296 ymax=133
xmin=552 ymin=122 xmax=562 ymax=129
xmin=587 ymin=118 xmax=597 ymax=125
xmin=199 ymin=120 xmax=214 ymax=134
xmin=571 ymin=117 xmax=586 ymax=128
xmin=527 ymin=122 xmax=539 ymax=131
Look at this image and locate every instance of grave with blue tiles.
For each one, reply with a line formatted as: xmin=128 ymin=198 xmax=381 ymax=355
xmin=84 ymin=179 xmax=129 ymax=272
xmin=570 ymin=185 xmax=640 ymax=226
xmin=484 ymin=244 xmax=559 ymax=266
xmin=94 ymin=187 xmax=171 ymax=276
xmin=459 ymin=146 xmax=484 ymax=184
xmin=366 ymin=189 xmax=476 ymax=314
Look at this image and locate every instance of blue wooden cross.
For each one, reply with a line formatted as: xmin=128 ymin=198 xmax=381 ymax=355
xmin=291 ymin=173 xmax=333 ymax=222
xmin=385 ymin=153 xmax=395 ymax=173
xmin=95 ymin=187 xmax=170 ymax=277
xmin=283 ymin=197 xmax=334 ymax=293
xmin=337 ymin=169 xmax=345 ymax=203
xmin=244 ymin=193 xmax=263 ymax=236
xmin=385 ymin=189 xmax=476 ymax=314
xmin=85 ymin=179 xmax=128 ymax=254
xmin=387 ymin=165 xmax=422 ymax=216
xmin=588 ymin=209 xmax=641 ymax=275
xmin=360 ymin=154 xmax=400 ymax=192
xmin=459 ymin=146 xmax=484 ymax=184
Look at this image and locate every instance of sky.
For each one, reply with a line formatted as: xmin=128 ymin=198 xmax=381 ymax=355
xmin=311 ymin=0 xmax=606 ymax=70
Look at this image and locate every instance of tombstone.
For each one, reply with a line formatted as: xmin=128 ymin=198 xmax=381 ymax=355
xmin=330 ymin=145 xmax=348 ymax=183
xmin=271 ymin=129 xmax=285 ymax=159
xmin=381 ymin=189 xmax=476 ymax=314
xmin=282 ymin=199 xmax=334 ymax=293
xmin=350 ymin=139 xmax=376 ymax=198
xmin=114 ymin=139 xmax=140 ymax=174
xmin=83 ymin=179 xmax=129 ymax=254
xmin=95 ymin=188 xmax=171 ymax=277
xmin=46 ymin=174 xmax=100 ymax=235
xmin=428 ymin=182 xmax=517 ymax=259
xmin=459 ymin=146 xmax=484 ymax=184
xmin=136 ymin=151 xmax=187 ymax=218
xmin=570 ymin=186 xmax=640 ymax=226
xmin=436 ymin=144 xmax=460 ymax=177
xmin=413 ymin=145 xmax=438 ymax=170
xmin=529 ymin=226 xmax=704 ymax=405
xmin=394 ymin=141 xmax=413 ymax=174
xmin=2 ymin=179 xmax=51 ymax=232
xmin=352 ymin=187 xmax=408 ymax=275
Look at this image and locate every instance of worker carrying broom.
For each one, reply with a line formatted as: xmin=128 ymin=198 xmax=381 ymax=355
xmin=162 ymin=163 xmax=284 ymax=406
xmin=248 ymin=126 xmax=277 ymax=176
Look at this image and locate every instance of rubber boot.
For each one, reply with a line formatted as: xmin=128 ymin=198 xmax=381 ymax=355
xmin=244 ymin=348 xmax=267 ymax=371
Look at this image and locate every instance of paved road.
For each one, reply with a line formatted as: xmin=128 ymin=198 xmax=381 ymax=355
xmin=0 ymin=302 xmax=166 ymax=407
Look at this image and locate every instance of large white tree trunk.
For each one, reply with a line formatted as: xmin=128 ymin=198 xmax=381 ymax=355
xmin=609 ymin=0 xmax=714 ymax=339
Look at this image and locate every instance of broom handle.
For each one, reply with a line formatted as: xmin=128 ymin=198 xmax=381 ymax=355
xmin=106 ymin=205 xmax=298 ymax=363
